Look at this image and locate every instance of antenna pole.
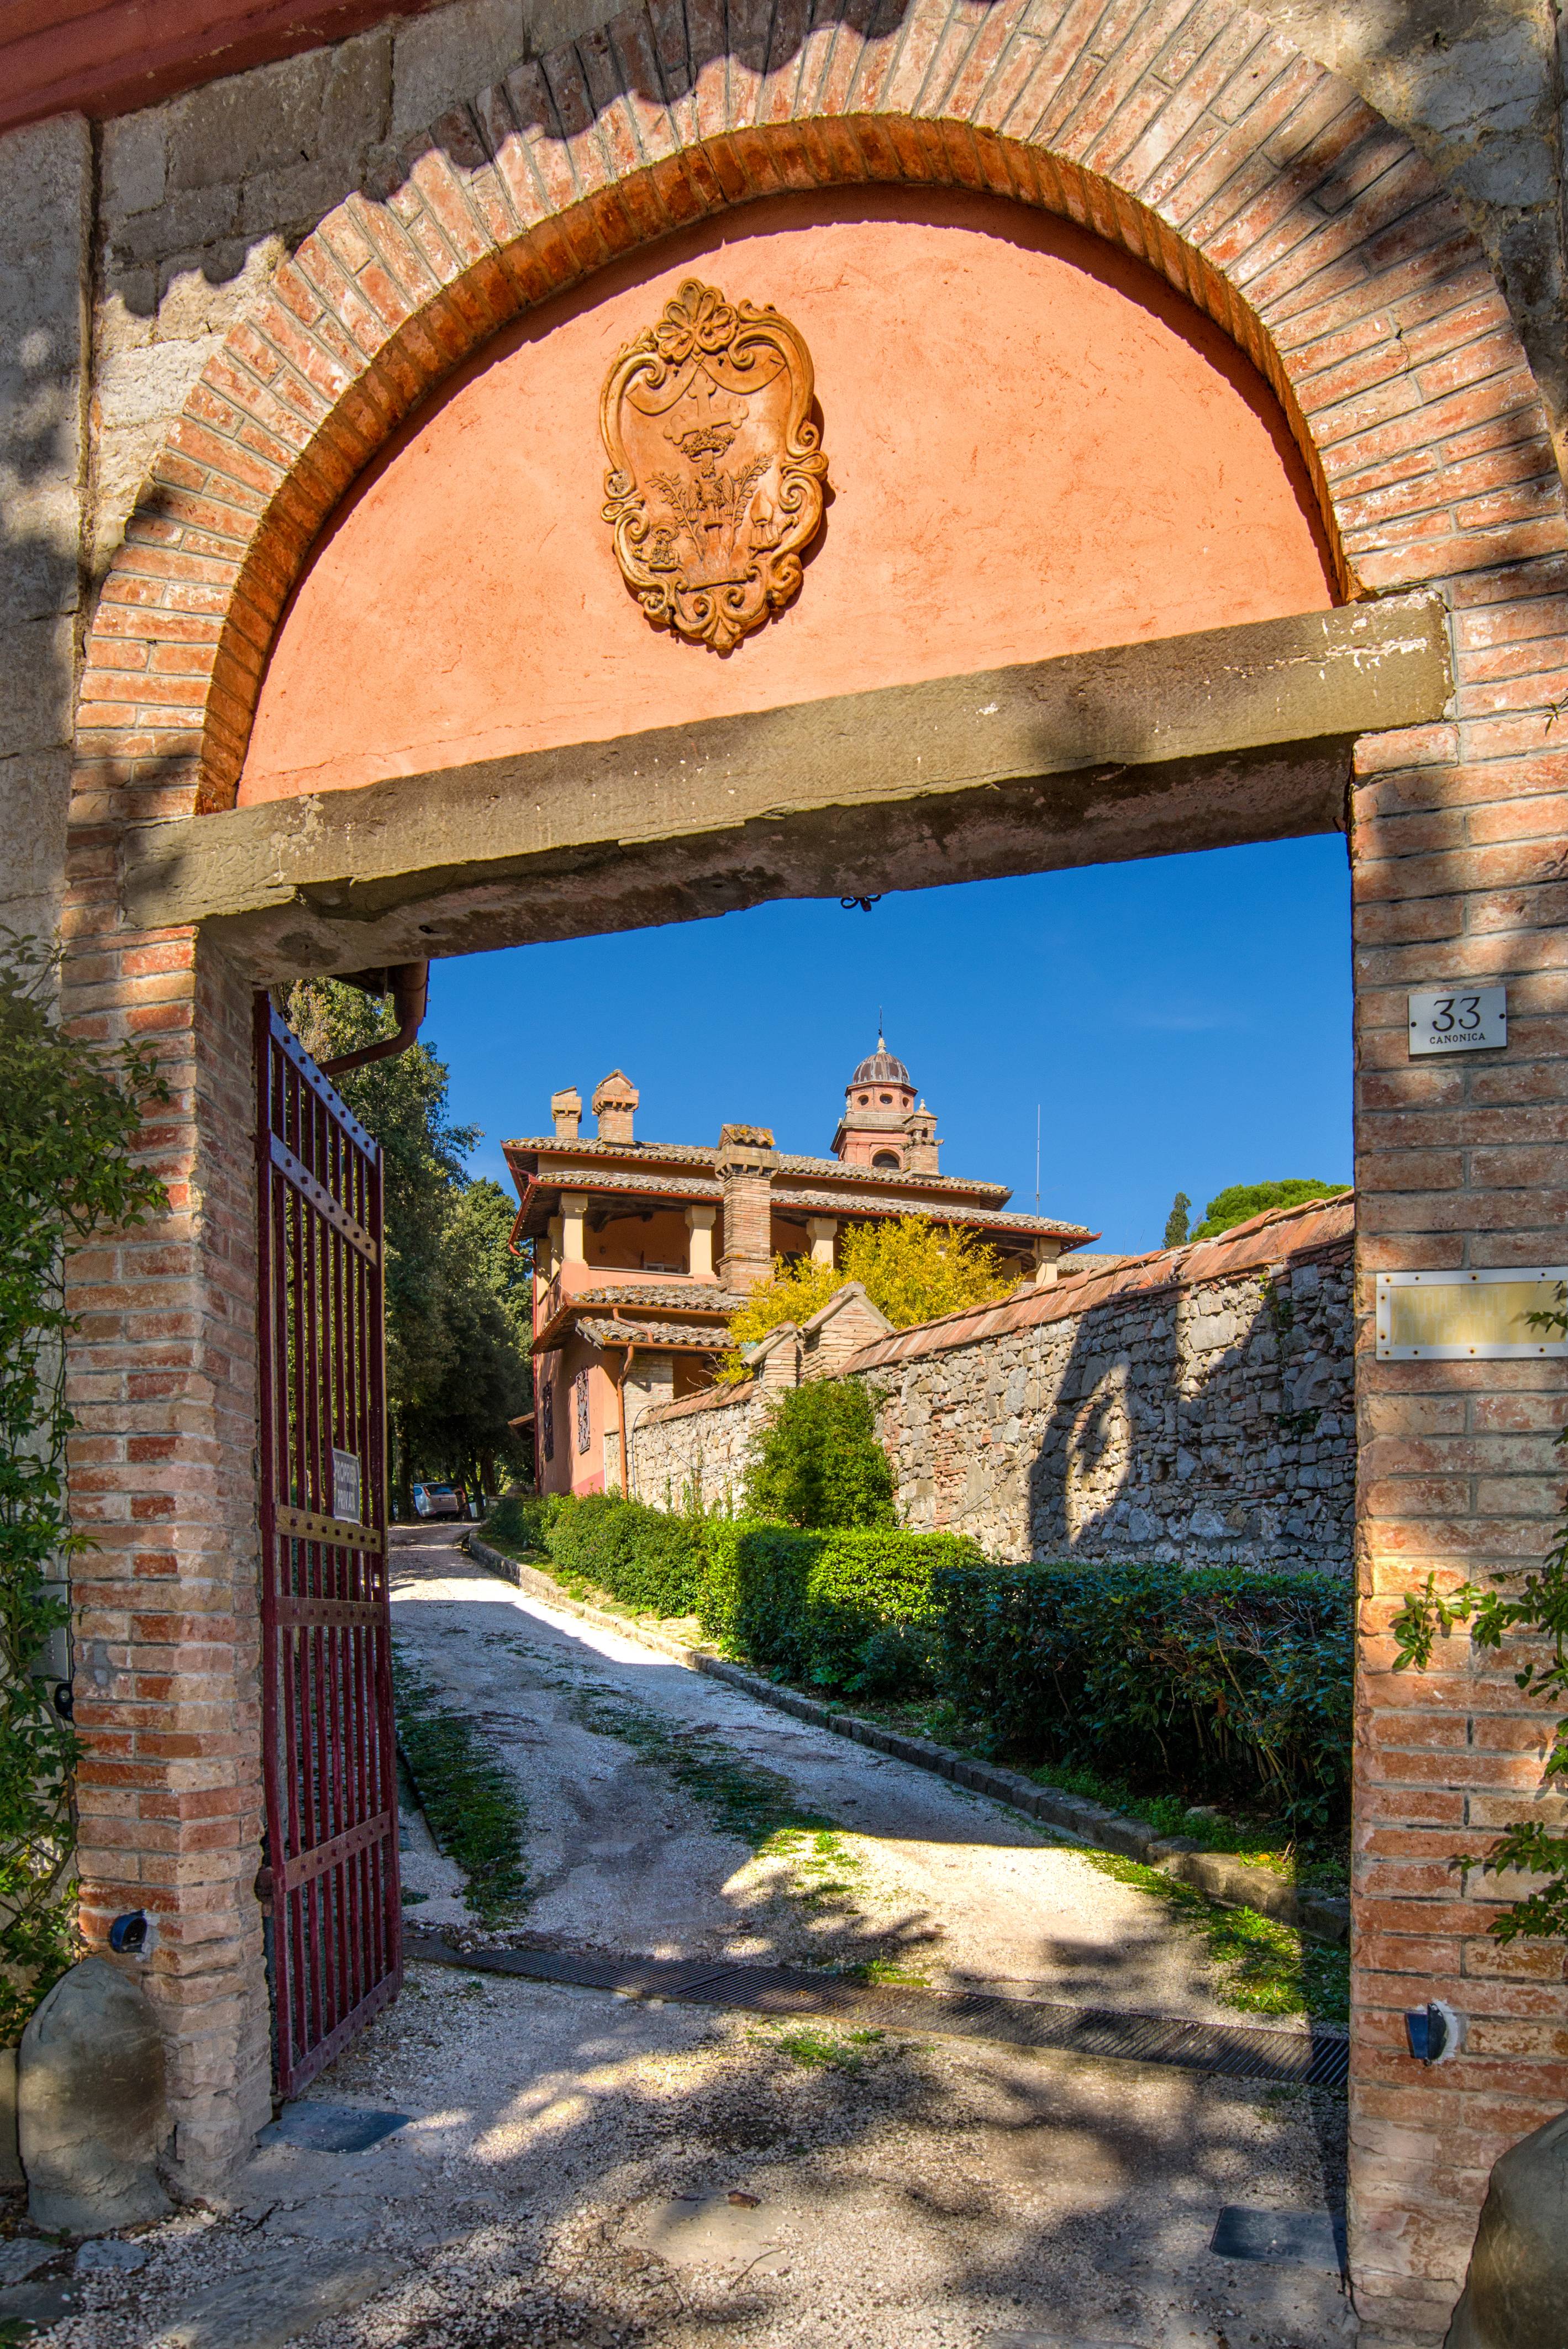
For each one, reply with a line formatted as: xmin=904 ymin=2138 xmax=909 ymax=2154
xmin=1035 ymin=1104 xmax=1041 ymax=1210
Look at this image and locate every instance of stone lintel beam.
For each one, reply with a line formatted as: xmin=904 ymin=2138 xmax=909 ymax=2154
xmin=122 ymin=598 xmax=1450 ymax=981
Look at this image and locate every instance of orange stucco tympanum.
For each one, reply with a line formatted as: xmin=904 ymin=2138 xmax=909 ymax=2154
xmin=238 ymin=186 xmax=1337 ymax=806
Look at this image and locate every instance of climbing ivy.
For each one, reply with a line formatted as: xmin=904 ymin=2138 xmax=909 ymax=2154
xmin=1391 ymin=1286 xmax=1568 ymax=1942
xmin=0 ymin=938 xmax=168 ymax=2039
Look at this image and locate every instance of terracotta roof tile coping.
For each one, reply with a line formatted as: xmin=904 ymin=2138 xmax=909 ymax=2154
xmin=840 ymin=1194 xmax=1354 ymax=1376
xmin=637 ymin=1377 xmax=759 ymax=1425
xmin=635 ymin=1192 xmax=1353 ymax=1424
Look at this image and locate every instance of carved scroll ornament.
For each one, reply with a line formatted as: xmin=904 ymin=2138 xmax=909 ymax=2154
xmin=600 ymin=278 xmax=828 ymax=654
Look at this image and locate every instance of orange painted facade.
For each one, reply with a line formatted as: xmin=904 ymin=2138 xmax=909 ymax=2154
xmin=237 ymin=187 xmax=1334 ymax=807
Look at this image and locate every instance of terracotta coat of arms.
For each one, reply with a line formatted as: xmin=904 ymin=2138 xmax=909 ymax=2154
xmin=600 ymin=278 xmax=828 ymax=654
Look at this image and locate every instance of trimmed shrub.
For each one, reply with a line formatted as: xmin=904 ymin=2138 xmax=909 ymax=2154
xmin=482 ymin=1489 xmax=559 ymax=1553
xmin=935 ymin=1560 xmax=1352 ymax=1827
xmin=742 ymin=1379 xmax=895 ymax=1529
xmin=699 ymin=1522 xmax=986 ymax=1697
xmin=543 ymin=1493 xmax=706 ymax=1618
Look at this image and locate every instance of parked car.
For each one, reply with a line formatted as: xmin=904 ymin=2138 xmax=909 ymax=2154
xmin=412 ymin=1481 xmax=463 ymax=1519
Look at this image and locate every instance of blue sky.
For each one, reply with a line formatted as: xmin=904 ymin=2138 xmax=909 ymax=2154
xmin=425 ymin=834 xmax=1353 ymax=1258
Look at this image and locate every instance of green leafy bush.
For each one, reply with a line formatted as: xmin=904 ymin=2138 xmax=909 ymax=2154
xmin=743 ymin=1379 xmax=896 ymax=1529
xmin=482 ymin=1489 xmax=558 ymax=1554
xmin=935 ymin=1560 xmax=1352 ymax=1827
xmin=699 ymin=1522 xmax=985 ymax=1697
xmin=544 ymin=1493 xmax=707 ymax=1618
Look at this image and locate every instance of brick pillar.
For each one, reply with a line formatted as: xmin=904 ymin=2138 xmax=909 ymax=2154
xmin=717 ymin=1125 xmax=777 ymax=1292
xmin=61 ymin=925 xmax=271 ymax=2189
xmin=1349 ymin=567 xmax=1568 ymax=2345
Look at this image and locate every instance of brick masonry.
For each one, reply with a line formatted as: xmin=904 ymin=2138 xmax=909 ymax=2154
xmin=633 ymin=1195 xmax=1357 ymax=1575
xmin=24 ymin=0 xmax=1568 ymax=2328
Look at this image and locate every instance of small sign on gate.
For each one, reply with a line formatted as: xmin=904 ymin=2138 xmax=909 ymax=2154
xmin=331 ymin=1447 xmax=362 ymax=1525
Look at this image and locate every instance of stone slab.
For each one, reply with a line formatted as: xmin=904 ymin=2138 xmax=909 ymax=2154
xmin=0 ymin=2240 xmax=55 ymax=2284
xmin=122 ymin=599 xmax=1449 ymax=978
xmin=162 ymin=2250 xmax=401 ymax=2348
xmin=1210 ymin=2204 xmax=1345 ymax=2271
xmin=257 ymin=2100 xmax=411 ymax=2152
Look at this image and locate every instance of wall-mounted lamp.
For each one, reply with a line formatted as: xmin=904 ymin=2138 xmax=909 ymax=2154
xmin=1406 ymin=1999 xmax=1466 ymax=2065
xmin=108 ymin=1911 xmax=151 ymax=1956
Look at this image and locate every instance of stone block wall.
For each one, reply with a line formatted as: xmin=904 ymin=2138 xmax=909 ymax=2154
xmin=634 ymin=1196 xmax=1356 ymax=1578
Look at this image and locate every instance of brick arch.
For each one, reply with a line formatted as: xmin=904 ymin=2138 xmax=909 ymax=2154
xmin=77 ymin=0 xmax=1566 ymax=820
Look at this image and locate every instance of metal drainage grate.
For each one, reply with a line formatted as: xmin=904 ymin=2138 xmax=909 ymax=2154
xmin=404 ymin=1931 xmax=1349 ymax=2090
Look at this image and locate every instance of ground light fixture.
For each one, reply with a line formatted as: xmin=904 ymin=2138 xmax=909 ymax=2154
xmin=1405 ymin=1999 xmax=1466 ymax=2065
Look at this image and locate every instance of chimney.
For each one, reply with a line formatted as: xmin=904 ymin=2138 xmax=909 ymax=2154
xmin=905 ymin=1101 xmax=940 ymax=1174
xmin=551 ymin=1087 xmax=582 ymax=1143
xmin=592 ymin=1069 xmax=639 ymax=1145
xmin=717 ymin=1124 xmax=778 ymax=1291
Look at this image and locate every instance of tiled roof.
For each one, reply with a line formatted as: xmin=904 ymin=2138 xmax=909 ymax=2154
xmin=506 ymin=1135 xmax=1022 ymax=1203
xmin=772 ymin=1153 xmax=1009 ymax=1200
xmin=505 ymin=1136 xmax=714 ymax=1167
xmin=778 ymin=1189 xmax=1093 ymax=1240
xmin=566 ymin=1283 xmax=744 ymax=1313
xmin=577 ymin=1318 xmax=729 ymax=1350
xmin=525 ymin=1168 xmax=723 ymax=1203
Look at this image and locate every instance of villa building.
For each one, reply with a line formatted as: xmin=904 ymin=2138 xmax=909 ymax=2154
xmin=504 ymin=1043 xmax=1096 ymax=1497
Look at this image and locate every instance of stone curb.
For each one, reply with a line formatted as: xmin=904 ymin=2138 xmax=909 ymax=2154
xmin=459 ymin=1535 xmax=1350 ymax=1947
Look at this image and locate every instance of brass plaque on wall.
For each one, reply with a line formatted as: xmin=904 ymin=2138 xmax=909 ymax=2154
xmin=1376 ymin=1268 xmax=1568 ymax=1360
xmin=600 ymin=278 xmax=828 ymax=654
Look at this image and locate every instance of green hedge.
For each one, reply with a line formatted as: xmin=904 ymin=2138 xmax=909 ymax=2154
xmin=936 ymin=1560 xmax=1352 ymax=1827
xmin=482 ymin=1488 xmax=559 ymax=1554
xmin=698 ymin=1522 xmax=985 ymax=1697
xmin=542 ymin=1493 xmax=708 ymax=1618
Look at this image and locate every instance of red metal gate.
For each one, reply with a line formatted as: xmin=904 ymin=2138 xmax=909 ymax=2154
xmin=255 ymin=998 xmax=401 ymax=2095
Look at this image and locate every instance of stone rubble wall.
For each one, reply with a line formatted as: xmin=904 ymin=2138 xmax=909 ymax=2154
xmin=869 ymin=1246 xmax=1354 ymax=1573
xmin=631 ymin=1379 xmax=760 ymax=1515
xmin=633 ymin=1214 xmax=1355 ymax=1575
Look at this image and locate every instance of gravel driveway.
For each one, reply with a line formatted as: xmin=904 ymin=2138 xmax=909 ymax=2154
xmin=19 ymin=1527 xmax=1353 ymax=2349
xmin=390 ymin=1529 xmax=1263 ymax=2023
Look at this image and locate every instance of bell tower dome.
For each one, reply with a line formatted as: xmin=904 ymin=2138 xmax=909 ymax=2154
xmin=832 ymin=1035 xmax=923 ymax=1168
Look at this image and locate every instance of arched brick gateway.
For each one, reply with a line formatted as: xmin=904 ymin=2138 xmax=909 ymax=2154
xmin=62 ymin=4 xmax=1568 ymax=2339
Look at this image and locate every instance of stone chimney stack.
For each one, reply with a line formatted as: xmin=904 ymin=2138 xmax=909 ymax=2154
xmin=551 ymin=1086 xmax=582 ymax=1142
xmin=905 ymin=1101 xmax=941 ymax=1174
xmin=717 ymin=1124 xmax=778 ymax=1291
xmin=592 ymin=1070 xmax=639 ymax=1145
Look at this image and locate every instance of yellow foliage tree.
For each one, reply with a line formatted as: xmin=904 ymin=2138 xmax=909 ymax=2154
xmin=720 ymin=1214 xmax=1015 ymax=1378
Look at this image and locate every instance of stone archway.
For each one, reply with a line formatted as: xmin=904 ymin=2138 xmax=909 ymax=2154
xmin=64 ymin=6 xmax=1568 ymax=2336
